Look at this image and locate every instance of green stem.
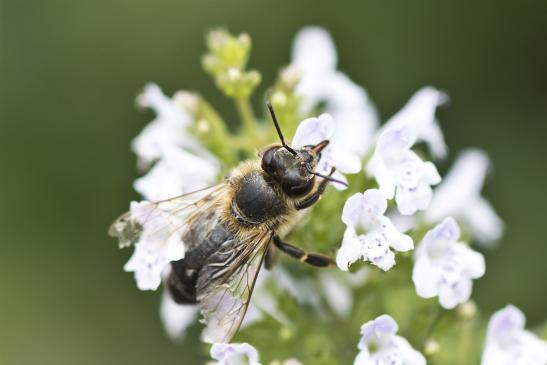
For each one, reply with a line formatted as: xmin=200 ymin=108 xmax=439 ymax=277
xmin=198 ymin=99 xmax=238 ymax=166
xmin=201 ymin=99 xmax=228 ymax=136
xmin=235 ymin=96 xmax=257 ymax=137
xmin=421 ymin=305 xmax=444 ymax=346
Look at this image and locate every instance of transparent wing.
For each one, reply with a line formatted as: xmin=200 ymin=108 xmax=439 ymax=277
xmin=197 ymin=229 xmax=273 ymax=343
xmin=108 ymin=184 xmax=226 ymax=250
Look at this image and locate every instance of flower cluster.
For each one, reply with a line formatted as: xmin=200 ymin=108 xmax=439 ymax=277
xmin=112 ymin=25 xmax=546 ymax=365
xmin=354 ymin=315 xmax=426 ymax=365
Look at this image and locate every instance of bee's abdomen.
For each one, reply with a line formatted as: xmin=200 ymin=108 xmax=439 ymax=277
xmin=233 ymin=171 xmax=285 ymax=225
xmin=166 ymin=222 xmax=233 ymax=304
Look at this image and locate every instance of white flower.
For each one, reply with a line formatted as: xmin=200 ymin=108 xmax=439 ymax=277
xmin=291 ymin=26 xmax=378 ymax=158
xmin=159 ymin=287 xmax=199 ymax=341
xmin=210 ymin=343 xmax=262 ymax=365
xmin=412 ymin=217 xmax=485 ymax=309
xmin=123 ymin=201 xmax=186 ymax=290
xmin=318 ymin=269 xmax=369 ymax=318
xmin=426 ymin=149 xmax=504 ymax=245
xmin=481 ymin=305 xmax=547 ymax=365
xmin=241 ymin=270 xmax=290 ymax=329
xmin=272 ymin=267 xmax=322 ymax=308
xmin=354 ymin=314 xmax=426 ymax=365
xmin=132 ymin=83 xmax=195 ymax=169
xmin=134 ymin=145 xmax=219 ymax=201
xmin=367 ymin=126 xmax=441 ymax=215
xmin=380 ymin=87 xmax=448 ymax=159
xmin=292 ymin=113 xmax=361 ymax=189
xmin=336 ymin=189 xmax=413 ymax=271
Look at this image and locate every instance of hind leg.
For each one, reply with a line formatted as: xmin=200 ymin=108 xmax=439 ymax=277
xmin=166 ymin=259 xmax=198 ymax=304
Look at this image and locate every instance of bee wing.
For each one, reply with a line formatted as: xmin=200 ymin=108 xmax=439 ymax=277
xmin=109 ymin=184 xmax=226 ymax=250
xmin=196 ymin=229 xmax=273 ymax=343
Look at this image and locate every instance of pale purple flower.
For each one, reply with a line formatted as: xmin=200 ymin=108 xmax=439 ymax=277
xmin=132 ymin=83 xmax=194 ymax=169
xmin=427 ymin=149 xmax=503 ymax=245
xmin=134 ymin=145 xmax=219 ymax=201
xmin=354 ymin=315 xmax=426 ymax=365
xmin=159 ymin=287 xmax=199 ymax=341
xmin=367 ymin=126 xmax=441 ymax=215
xmin=481 ymin=305 xmax=547 ymax=365
xmin=122 ymin=201 xmax=186 ymax=290
xmin=210 ymin=343 xmax=262 ymax=365
xmin=241 ymin=270 xmax=289 ymax=329
xmin=292 ymin=113 xmax=361 ymax=189
xmin=380 ymin=87 xmax=448 ymax=159
xmin=318 ymin=269 xmax=369 ymax=318
xmin=336 ymin=189 xmax=413 ymax=271
xmin=412 ymin=217 xmax=485 ymax=309
xmin=291 ymin=26 xmax=378 ymax=158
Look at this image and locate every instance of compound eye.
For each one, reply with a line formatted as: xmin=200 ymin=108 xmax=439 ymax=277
xmin=283 ymin=176 xmax=315 ymax=198
xmin=261 ymin=146 xmax=279 ymax=175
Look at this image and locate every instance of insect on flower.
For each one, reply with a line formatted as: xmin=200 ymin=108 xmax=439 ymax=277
xmin=109 ymin=104 xmax=347 ymax=343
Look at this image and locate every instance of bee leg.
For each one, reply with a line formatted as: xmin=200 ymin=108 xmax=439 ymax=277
xmin=166 ymin=260 xmax=198 ymax=304
xmin=273 ymin=236 xmax=334 ymax=267
xmin=264 ymin=245 xmax=279 ymax=270
xmin=295 ymin=177 xmax=330 ymax=210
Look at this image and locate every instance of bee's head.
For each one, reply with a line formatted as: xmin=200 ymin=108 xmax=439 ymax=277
xmin=261 ymin=140 xmax=329 ymax=197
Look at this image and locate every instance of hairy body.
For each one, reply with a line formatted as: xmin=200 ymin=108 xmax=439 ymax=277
xmin=166 ymin=159 xmax=305 ymax=305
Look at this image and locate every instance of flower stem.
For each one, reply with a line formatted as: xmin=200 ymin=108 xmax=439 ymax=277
xmin=421 ymin=305 xmax=444 ymax=346
xmin=235 ymin=96 xmax=258 ymax=137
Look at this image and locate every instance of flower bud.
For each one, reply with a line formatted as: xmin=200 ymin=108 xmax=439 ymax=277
xmin=457 ymin=300 xmax=477 ymax=319
xmin=424 ymin=338 xmax=440 ymax=356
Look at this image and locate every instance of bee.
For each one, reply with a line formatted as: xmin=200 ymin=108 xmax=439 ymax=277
xmin=109 ymin=103 xmax=346 ymax=343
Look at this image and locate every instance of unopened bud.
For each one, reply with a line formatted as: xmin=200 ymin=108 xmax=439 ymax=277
xmin=246 ymin=70 xmax=261 ymax=87
xmin=457 ymin=300 xmax=477 ymax=319
xmin=207 ymin=29 xmax=229 ymax=50
xmin=227 ymin=67 xmax=242 ymax=82
xmin=196 ymin=119 xmax=211 ymax=133
xmin=237 ymin=33 xmax=251 ymax=48
xmin=424 ymin=338 xmax=440 ymax=356
xmin=279 ymin=327 xmax=293 ymax=340
xmin=271 ymin=91 xmax=287 ymax=106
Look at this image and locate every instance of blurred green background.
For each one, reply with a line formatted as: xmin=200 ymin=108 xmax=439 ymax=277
xmin=1 ymin=0 xmax=546 ymax=364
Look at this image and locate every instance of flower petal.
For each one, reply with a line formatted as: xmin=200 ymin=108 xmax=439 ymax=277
xmin=336 ymin=228 xmax=363 ymax=271
xmin=453 ymin=242 xmax=485 ymax=279
xmin=292 ymin=113 xmax=335 ymax=147
xmin=422 ymin=161 xmax=442 ymax=185
xmin=466 ymin=197 xmax=504 ymax=245
xmin=395 ymin=183 xmax=433 ymax=216
xmin=438 ymin=277 xmax=472 ymax=309
xmin=359 ymin=314 xmax=399 ymax=348
xmin=383 ymin=218 xmax=414 ymax=252
xmin=422 ymin=217 xmax=461 ymax=251
xmin=328 ymin=145 xmax=362 ymax=174
xmin=363 ymin=232 xmax=395 ymax=271
xmin=361 ymin=189 xmax=388 ymax=223
xmin=342 ymin=193 xmax=366 ymax=227
xmin=292 ymin=26 xmax=337 ymax=77
xmin=412 ymin=256 xmax=440 ymax=298
xmin=160 ymin=288 xmax=199 ymax=340
xmin=210 ymin=342 xmax=262 ymax=365
xmin=381 ymin=86 xmax=448 ymax=159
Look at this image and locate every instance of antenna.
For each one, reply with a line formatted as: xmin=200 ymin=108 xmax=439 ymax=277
xmin=313 ymin=171 xmax=349 ymax=188
xmin=266 ymin=102 xmax=297 ymax=156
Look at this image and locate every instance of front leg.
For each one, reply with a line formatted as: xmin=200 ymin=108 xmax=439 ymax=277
xmin=273 ymin=236 xmax=334 ymax=267
xmin=295 ymin=176 xmax=330 ymax=210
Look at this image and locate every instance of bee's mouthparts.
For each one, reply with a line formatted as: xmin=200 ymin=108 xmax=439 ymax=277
xmin=312 ymin=140 xmax=329 ymax=154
